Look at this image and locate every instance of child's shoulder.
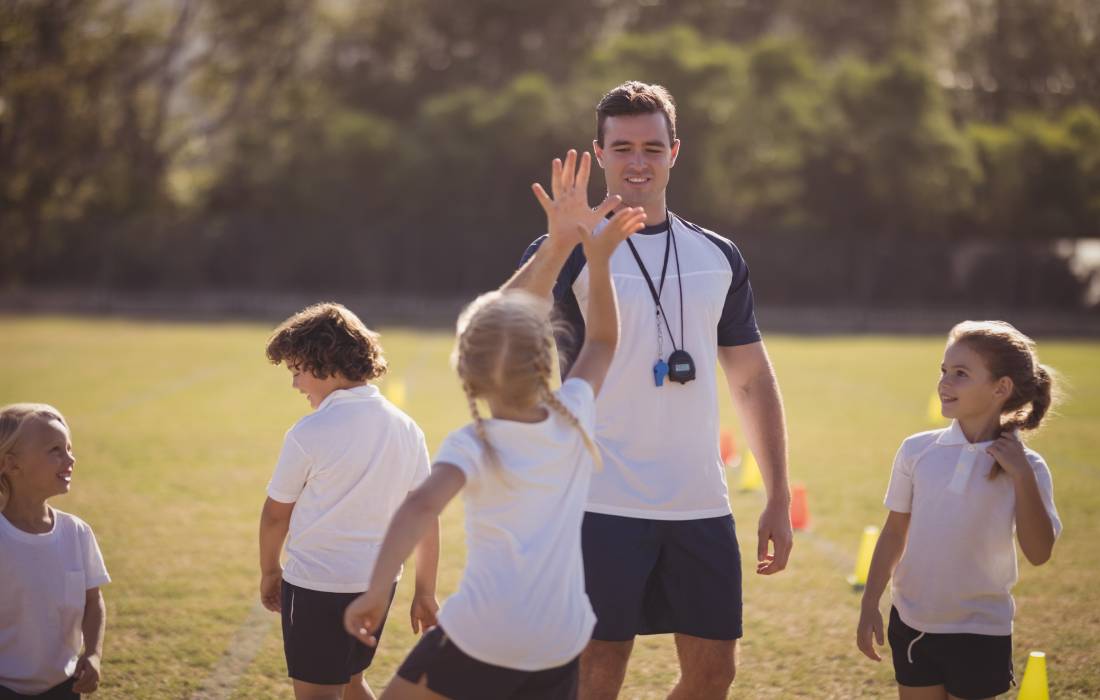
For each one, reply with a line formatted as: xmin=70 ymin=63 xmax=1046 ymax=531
xmin=896 ymin=427 xmax=948 ymax=456
xmin=50 ymin=508 xmax=96 ymax=536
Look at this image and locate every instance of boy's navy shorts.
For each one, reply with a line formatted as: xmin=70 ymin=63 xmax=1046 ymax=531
xmin=0 ymin=679 xmax=77 ymax=699
xmin=888 ymin=606 xmax=1014 ymax=699
xmin=396 ymin=626 xmax=579 ymax=700
xmin=581 ymin=512 xmax=743 ymax=641
xmin=280 ymin=579 xmax=397 ymax=685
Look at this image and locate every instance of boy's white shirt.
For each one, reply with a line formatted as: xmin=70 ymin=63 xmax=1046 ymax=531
xmin=885 ymin=420 xmax=1062 ymax=635
xmin=0 ymin=508 xmax=110 ymax=694
xmin=267 ymin=384 xmax=431 ymax=593
xmin=434 ymin=378 xmax=598 ymax=671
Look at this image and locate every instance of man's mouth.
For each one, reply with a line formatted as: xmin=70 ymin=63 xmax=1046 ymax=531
xmin=625 ymin=176 xmax=650 ymax=185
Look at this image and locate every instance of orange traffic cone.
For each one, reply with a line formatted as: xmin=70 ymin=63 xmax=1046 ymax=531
xmin=790 ymin=483 xmax=811 ymax=531
xmin=719 ymin=430 xmax=741 ymax=467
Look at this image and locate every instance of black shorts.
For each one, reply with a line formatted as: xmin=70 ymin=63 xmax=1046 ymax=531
xmin=0 ymin=678 xmax=77 ymax=699
xmin=888 ymin=607 xmax=1014 ymax=699
xmin=581 ymin=512 xmax=743 ymax=641
xmin=280 ymin=580 xmax=397 ymax=685
xmin=396 ymin=626 xmax=578 ymax=700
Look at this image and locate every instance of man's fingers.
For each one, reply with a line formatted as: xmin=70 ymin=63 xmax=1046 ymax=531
xmin=757 ymin=529 xmax=770 ymax=563
xmin=531 ymin=183 xmax=552 ymax=213
xmin=562 ymin=150 xmax=577 ymax=190
xmin=874 ymin=621 xmax=884 ymax=647
xmin=576 ymin=151 xmax=592 ymax=191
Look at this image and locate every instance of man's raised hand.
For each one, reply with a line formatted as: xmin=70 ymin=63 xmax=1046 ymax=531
xmin=531 ymin=150 xmax=622 ymax=250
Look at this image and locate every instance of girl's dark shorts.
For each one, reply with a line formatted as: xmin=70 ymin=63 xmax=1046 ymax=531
xmin=888 ymin=606 xmax=1014 ymax=699
xmin=280 ymin=579 xmax=397 ymax=685
xmin=582 ymin=512 xmax=743 ymax=641
xmin=395 ymin=626 xmax=579 ymax=700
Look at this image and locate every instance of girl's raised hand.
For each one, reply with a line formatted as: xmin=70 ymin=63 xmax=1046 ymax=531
xmin=531 ymin=150 xmax=622 ymax=250
xmin=577 ymin=206 xmax=646 ymax=262
xmin=343 ymin=588 xmax=389 ymax=647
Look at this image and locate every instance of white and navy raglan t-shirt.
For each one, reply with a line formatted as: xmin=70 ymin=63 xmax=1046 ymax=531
xmin=521 ymin=212 xmax=761 ymax=520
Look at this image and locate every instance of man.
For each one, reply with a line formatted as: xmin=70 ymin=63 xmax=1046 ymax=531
xmin=504 ymin=81 xmax=792 ymax=699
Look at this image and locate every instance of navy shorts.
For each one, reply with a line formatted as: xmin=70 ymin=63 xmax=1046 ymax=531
xmin=889 ymin=607 xmax=1014 ymax=699
xmin=0 ymin=679 xmax=77 ymax=699
xmin=280 ymin=580 xmax=397 ymax=685
xmin=581 ymin=512 xmax=743 ymax=641
xmin=396 ymin=626 xmax=579 ymax=700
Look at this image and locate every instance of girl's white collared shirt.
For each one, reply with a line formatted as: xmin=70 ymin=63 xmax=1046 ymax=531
xmin=884 ymin=420 xmax=1062 ymax=635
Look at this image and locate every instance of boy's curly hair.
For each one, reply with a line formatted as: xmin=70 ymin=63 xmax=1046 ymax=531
xmin=266 ymin=303 xmax=387 ymax=381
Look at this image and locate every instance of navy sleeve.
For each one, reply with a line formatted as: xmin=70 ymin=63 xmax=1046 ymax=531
xmin=518 ymin=236 xmax=588 ymax=375
xmin=696 ymin=231 xmax=761 ymax=346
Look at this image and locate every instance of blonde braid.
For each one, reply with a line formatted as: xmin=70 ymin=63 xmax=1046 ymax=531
xmin=541 ymin=384 xmax=602 ymax=471
xmin=463 ymin=382 xmax=507 ymax=480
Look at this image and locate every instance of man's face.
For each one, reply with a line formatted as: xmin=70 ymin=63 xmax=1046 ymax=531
xmin=594 ymin=112 xmax=680 ymax=209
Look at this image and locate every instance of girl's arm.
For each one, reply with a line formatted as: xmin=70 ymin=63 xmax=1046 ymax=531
xmin=987 ymin=436 xmax=1056 ymax=565
xmin=856 ymin=510 xmax=910 ymax=662
xmin=565 ymin=207 xmax=646 ymax=395
xmin=258 ymin=498 xmax=294 ymax=612
xmin=410 ymin=515 xmax=441 ymax=634
xmin=345 ymin=465 xmax=466 ymax=645
xmin=72 ymin=587 xmax=105 ymax=693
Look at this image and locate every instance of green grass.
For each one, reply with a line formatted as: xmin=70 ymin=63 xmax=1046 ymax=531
xmin=1 ymin=316 xmax=1097 ymax=699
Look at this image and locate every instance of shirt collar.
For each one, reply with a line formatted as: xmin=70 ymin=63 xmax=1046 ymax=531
xmin=935 ymin=420 xmax=1000 ymax=447
xmin=316 ymin=383 xmax=379 ymax=411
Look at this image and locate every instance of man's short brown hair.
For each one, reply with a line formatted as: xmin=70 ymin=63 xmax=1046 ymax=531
xmin=266 ymin=302 xmax=387 ymax=381
xmin=595 ymin=81 xmax=678 ymax=147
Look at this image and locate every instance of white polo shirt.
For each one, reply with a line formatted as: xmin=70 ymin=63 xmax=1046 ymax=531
xmin=434 ymin=378 xmax=597 ymax=671
xmin=884 ymin=421 xmax=1062 ymax=635
xmin=267 ymin=384 xmax=431 ymax=593
xmin=522 ymin=213 xmax=761 ymax=520
xmin=0 ymin=509 xmax=110 ymax=695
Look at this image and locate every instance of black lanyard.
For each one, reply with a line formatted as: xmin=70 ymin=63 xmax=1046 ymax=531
xmin=625 ymin=214 xmax=685 ymax=352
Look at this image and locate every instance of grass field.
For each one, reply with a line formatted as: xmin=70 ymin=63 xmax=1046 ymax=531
xmin=1 ymin=315 xmax=1097 ymax=699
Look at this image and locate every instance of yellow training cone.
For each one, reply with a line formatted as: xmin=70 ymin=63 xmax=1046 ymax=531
xmin=1017 ymin=651 xmax=1049 ymax=700
xmin=927 ymin=392 xmax=943 ymax=424
xmin=738 ymin=450 xmax=763 ymax=492
xmin=385 ymin=378 xmax=407 ymax=408
xmin=848 ymin=525 xmax=879 ymax=590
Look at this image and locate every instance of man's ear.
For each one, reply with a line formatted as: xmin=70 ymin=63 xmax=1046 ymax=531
xmin=593 ymin=140 xmax=604 ymax=168
xmin=669 ymin=139 xmax=681 ymax=168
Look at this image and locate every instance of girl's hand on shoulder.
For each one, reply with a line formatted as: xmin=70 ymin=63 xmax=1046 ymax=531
xmin=578 ymin=206 xmax=647 ymax=262
xmin=71 ymin=652 xmax=101 ymax=694
xmin=410 ymin=593 xmax=440 ymax=635
xmin=344 ymin=588 xmax=388 ymax=647
xmin=986 ymin=434 xmax=1031 ymax=480
xmin=855 ymin=604 xmax=884 ymax=662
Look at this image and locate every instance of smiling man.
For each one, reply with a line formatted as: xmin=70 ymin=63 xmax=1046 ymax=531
xmin=508 ymin=81 xmax=794 ymax=699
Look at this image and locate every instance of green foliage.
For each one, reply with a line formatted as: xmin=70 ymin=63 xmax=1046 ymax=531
xmin=1 ymin=0 xmax=1098 ymax=301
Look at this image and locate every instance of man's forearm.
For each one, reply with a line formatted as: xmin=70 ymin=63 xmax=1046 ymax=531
xmin=733 ymin=368 xmax=790 ymax=502
xmin=501 ymin=238 xmax=573 ymax=299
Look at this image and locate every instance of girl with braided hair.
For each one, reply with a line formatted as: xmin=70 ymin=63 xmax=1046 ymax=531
xmin=857 ymin=321 xmax=1063 ymax=700
xmin=343 ymin=151 xmax=646 ymax=700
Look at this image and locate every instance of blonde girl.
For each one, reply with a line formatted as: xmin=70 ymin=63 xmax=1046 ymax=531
xmin=1 ymin=405 xmax=109 ymax=699
xmin=343 ymin=151 xmax=645 ymax=700
xmin=857 ymin=321 xmax=1062 ymax=700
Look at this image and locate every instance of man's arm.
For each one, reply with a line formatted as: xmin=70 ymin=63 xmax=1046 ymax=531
xmin=718 ymin=341 xmax=793 ymax=575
